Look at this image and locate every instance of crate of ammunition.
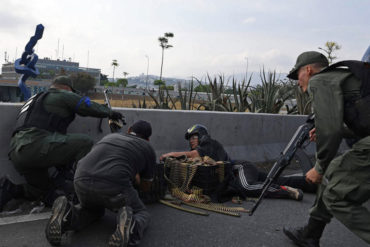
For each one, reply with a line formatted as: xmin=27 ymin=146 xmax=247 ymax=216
xmin=191 ymin=161 xmax=228 ymax=195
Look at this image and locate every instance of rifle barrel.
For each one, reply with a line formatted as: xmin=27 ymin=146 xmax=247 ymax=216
xmin=249 ymin=178 xmax=273 ymax=215
xmin=104 ymin=89 xmax=111 ymax=108
xmin=249 ymin=165 xmax=284 ymax=215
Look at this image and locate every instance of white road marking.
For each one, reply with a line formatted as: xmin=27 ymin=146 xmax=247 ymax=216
xmin=0 ymin=212 xmax=51 ymax=226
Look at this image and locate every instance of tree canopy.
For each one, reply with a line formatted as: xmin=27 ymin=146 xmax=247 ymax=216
xmin=154 ymin=79 xmax=166 ymax=86
xmin=70 ymin=72 xmax=96 ymax=94
xmin=116 ymin=78 xmax=128 ymax=87
xmin=194 ymin=84 xmax=210 ymax=92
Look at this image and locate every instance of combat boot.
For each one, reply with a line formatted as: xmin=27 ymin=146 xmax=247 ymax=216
xmin=45 ymin=196 xmax=72 ymax=246
xmin=0 ymin=177 xmax=24 ymax=212
xmin=283 ymin=217 xmax=326 ymax=247
xmin=109 ymin=206 xmax=134 ymax=247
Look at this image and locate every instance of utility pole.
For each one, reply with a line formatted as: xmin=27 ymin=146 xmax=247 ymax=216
xmin=244 ymin=56 xmax=249 ymax=79
xmin=57 ymin=38 xmax=60 ymax=59
xmin=87 ymin=50 xmax=89 ymax=71
xmin=244 ymin=57 xmax=249 ymax=70
xmin=145 ymin=55 xmax=149 ymax=90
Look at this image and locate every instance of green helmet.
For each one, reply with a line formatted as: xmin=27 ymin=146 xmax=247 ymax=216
xmin=185 ymin=124 xmax=208 ymax=140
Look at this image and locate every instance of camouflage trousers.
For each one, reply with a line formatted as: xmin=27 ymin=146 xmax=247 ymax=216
xmin=9 ymin=132 xmax=93 ymax=203
xmin=310 ymin=136 xmax=370 ymax=244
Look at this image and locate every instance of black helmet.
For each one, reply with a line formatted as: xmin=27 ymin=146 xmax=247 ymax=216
xmin=185 ymin=124 xmax=208 ymax=140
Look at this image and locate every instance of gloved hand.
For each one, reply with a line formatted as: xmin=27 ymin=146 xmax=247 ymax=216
xmin=110 ymin=111 xmax=123 ymax=120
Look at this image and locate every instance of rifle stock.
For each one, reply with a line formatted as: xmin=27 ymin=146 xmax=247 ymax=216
xmin=249 ymin=114 xmax=315 ymax=215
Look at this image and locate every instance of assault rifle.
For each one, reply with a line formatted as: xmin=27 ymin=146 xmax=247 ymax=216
xmin=97 ymin=89 xmax=126 ymax=133
xmin=104 ymin=89 xmax=126 ymax=133
xmin=249 ymin=114 xmax=315 ymax=216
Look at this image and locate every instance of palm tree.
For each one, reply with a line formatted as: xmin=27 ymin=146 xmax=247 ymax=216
xmin=123 ymin=72 xmax=129 ymax=78
xmin=158 ymin=32 xmax=174 ymax=82
xmin=111 ymin=59 xmax=119 ymax=82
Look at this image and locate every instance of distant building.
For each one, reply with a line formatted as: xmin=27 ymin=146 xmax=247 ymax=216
xmin=2 ymin=58 xmax=100 ymax=82
xmin=0 ymin=58 xmax=101 ymax=102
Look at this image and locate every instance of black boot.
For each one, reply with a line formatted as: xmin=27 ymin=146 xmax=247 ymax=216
xmin=283 ymin=218 xmax=326 ymax=247
xmin=0 ymin=177 xmax=24 ymax=212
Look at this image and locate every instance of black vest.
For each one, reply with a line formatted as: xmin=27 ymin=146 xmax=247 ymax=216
xmin=13 ymin=92 xmax=75 ymax=135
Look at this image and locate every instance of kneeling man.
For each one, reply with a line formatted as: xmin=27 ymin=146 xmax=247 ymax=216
xmin=45 ymin=120 xmax=156 ymax=247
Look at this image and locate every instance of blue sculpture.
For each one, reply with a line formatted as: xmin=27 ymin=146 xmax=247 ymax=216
xmin=14 ymin=24 xmax=44 ymax=100
xmin=362 ymin=45 xmax=370 ymax=62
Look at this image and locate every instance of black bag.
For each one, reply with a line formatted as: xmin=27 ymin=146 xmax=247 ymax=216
xmin=324 ymin=60 xmax=370 ymax=96
xmin=324 ymin=61 xmax=370 ymax=137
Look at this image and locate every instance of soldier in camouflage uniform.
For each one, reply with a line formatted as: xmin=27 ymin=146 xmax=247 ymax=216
xmin=7 ymin=76 xmax=124 ymax=207
xmin=283 ymin=51 xmax=370 ymax=247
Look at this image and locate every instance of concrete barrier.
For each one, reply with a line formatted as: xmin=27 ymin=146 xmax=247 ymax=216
xmin=0 ymin=103 xmax=316 ymax=183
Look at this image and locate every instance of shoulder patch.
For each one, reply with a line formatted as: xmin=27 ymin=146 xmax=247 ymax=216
xmin=75 ymin=96 xmax=91 ymax=111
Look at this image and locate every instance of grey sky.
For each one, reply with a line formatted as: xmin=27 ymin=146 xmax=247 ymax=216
xmin=0 ymin=0 xmax=369 ymax=80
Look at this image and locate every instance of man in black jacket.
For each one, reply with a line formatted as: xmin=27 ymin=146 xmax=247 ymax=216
xmin=45 ymin=120 xmax=156 ymax=247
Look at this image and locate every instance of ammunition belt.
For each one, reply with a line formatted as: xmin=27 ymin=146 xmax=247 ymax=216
xmin=161 ymin=156 xmax=249 ymax=217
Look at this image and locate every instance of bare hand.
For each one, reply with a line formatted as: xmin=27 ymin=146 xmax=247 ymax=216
xmin=135 ymin=174 xmax=141 ymax=186
xmin=309 ymin=128 xmax=317 ymax=142
xmin=140 ymin=180 xmax=152 ymax=193
xmin=160 ymin=152 xmax=174 ymax=161
xmin=305 ymin=168 xmax=322 ymax=184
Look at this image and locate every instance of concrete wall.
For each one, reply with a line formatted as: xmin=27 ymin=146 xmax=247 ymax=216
xmin=0 ymin=86 xmax=20 ymax=102
xmin=0 ymin=103 xmax=316 ymax=183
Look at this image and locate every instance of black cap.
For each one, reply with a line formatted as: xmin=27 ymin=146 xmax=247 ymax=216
xmin=130 ymin=120 xmax=152 ymax=140
xmin=52 ymin=76 xmax=76 ymax=92
xmin=287 ymin=51 xmax=329 ymax=80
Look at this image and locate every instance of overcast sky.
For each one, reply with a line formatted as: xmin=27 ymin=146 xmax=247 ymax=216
xmin=0 ymin=0 xmax=369 ymax=80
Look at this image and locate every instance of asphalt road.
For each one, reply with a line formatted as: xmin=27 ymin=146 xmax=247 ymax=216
xmin=0 ymin=193 xmax=368 ymax=247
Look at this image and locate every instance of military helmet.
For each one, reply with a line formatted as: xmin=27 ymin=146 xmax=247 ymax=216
xmin=185 ymin=124 xmax=208 ymax=140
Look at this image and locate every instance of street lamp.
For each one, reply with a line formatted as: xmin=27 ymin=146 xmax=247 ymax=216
xmin=244 ymin=56 xmax=249 ymax=71
xmin=145 ymin=55 xmax=149 ymax=90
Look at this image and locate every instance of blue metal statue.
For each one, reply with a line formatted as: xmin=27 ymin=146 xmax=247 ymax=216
xmin=14 ymin=24 xmax=44 ymax=100
xmin=362 ymin=45 xmax=370 ymax=62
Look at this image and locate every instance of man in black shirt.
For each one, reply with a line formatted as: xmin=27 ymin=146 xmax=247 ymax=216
xmin=45 ymin=120 xmax=156 ymax=247
xmin=160 ymin=124 xmax=230 ymax=161
xmin=160 ymin=124 xmax=315 ymax=201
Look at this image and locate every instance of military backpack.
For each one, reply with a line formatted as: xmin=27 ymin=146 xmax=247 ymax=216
xmin=323 ymin=60 xmax=370 ymax=137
